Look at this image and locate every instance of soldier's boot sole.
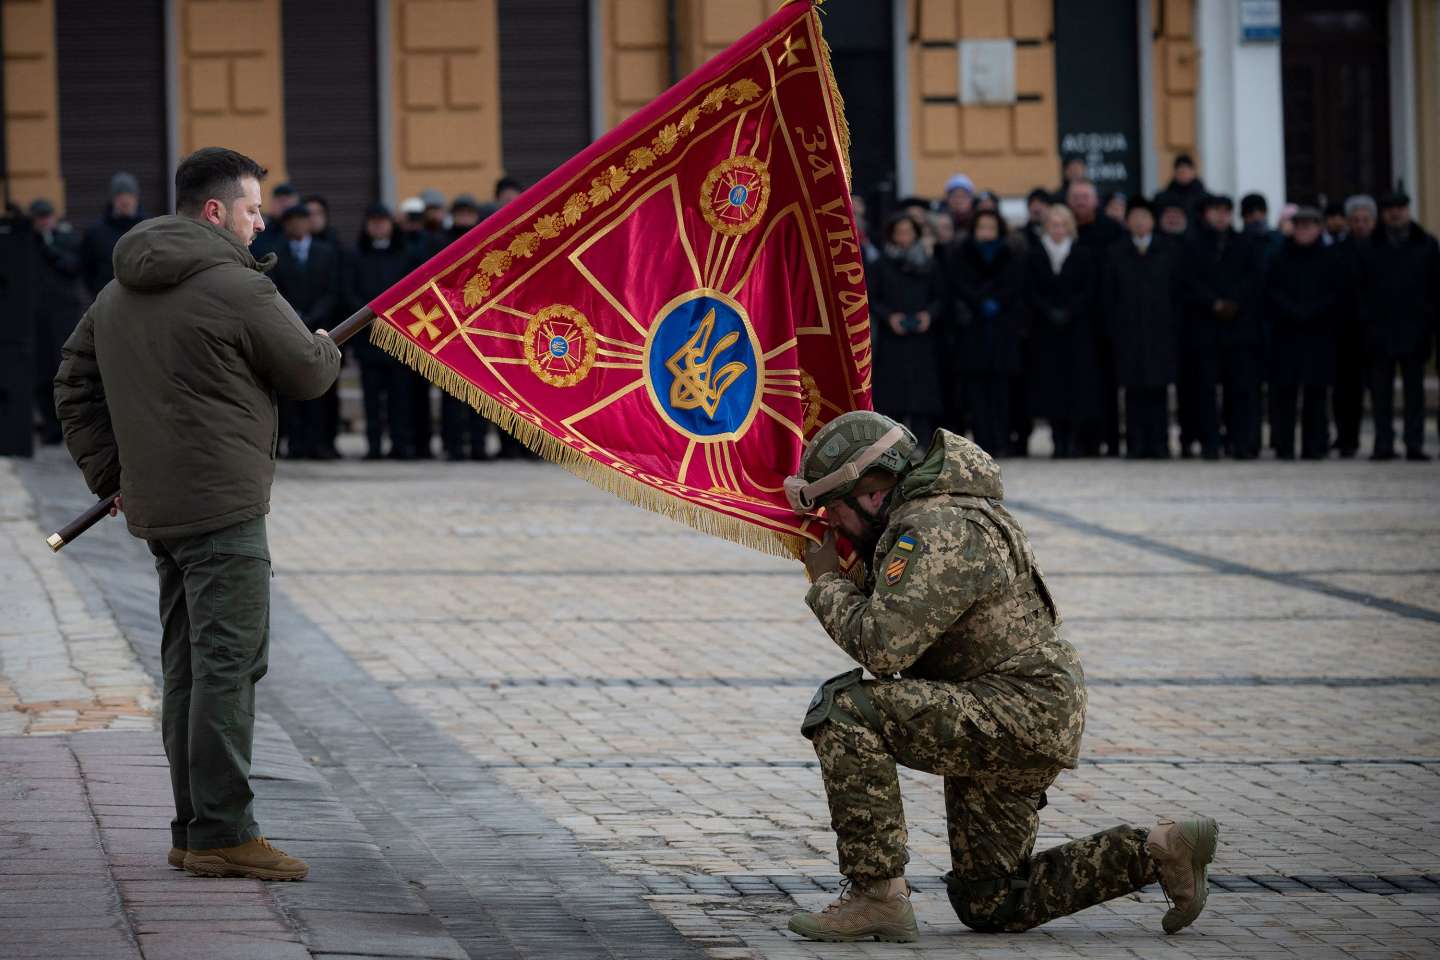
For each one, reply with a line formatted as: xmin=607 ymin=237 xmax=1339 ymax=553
xmin=1162 ymin=817 xmax=1218 ymax=934
xmin=183 ymin=855 xmax=308 ymax=882
xmin=787 ymin=913 xmax=919 ymax=943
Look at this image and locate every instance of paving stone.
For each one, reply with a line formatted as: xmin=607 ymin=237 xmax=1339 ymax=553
xmin=133 ymin=932 xmax=312 ymax=960
xmin=1 ymin=931 xmax=141 ymax=959
xmin=295 ymin=910 xmax=469 ymax=959
xmin=10 ymin=434 xmax=1440 ymax=958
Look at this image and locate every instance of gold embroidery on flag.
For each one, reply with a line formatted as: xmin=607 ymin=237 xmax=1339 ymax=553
xmin=462 ymin=273 xmax=491 ymax=308
xmin=701 ymin=156 xmax=771 ymax=237
xmin=665 ymin=308 xmax=748 ymax=417
xmin=524 ymin=305 xmax=597 ymax=388
xmin=406 ymin=303 xmax=444 ymax=341
xmin=443 ymin=78 xmax=766 ymax=316
xmin=369 ymin=7 xmax=860 ymax=565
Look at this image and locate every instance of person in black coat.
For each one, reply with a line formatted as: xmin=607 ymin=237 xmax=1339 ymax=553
xmin=945 ymin=209 xmax=1023 ymax=456
xmin=1069 ymin=179 xmax=1125 ymax=456
xmin=1330 ymin=195 xmax=1378 ymax=458
xmin=250 ymin=182 xmax=300 ymax=262
xmin=79 ymin=172 xmax=145 ymax=299
xmin=271 ymin=204 xmax=342 ymax=459
xmin=1103 ymin=197 xmax=1183 ymax=459
xmin=1360 ymin=192 xmax=1440 ymax=460
xmin=345 ymin=203 xmax=417 ymax=460
xmin=1182 ymin=194 xmax=1264 ymax=459
xmin=28 ymin=200 xmax=85 ymax=445
xmin=1265 ymin=208 xmax=1342 ymax=460
xmin=303 ymin=194 xmax=346 ymax=446
xmin=870 ymin=212 xmax=945 ymax=444
xmin=1025 ymin=203 xmax=1099 ymax=458
xmin=439 ymin=195 xmax=496 ymax=461
xmin=1160 ymin=153 xmax=1208 ymax=225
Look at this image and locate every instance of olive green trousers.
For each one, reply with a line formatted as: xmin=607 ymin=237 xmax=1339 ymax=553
xmin=147 ymin=515 xmax=270 ymax=851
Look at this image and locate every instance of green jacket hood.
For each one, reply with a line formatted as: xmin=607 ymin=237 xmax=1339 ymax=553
xmin=113 ymin=215 xmax=262 ymax=291
xmin=898 ymin=429 xmax=1004 ymax=502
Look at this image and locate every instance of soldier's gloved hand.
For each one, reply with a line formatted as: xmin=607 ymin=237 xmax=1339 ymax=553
xmin=804 ymin=530 xmax=840 ymax=580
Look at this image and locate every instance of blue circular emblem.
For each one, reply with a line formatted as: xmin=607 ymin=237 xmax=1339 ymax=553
xmin=548 ymin=335 xmax=570 ymax=359
xmin=646 ymin=291 xmax=760 ymax=440
xmin=728 ymin=184 xmax=749 ymax=207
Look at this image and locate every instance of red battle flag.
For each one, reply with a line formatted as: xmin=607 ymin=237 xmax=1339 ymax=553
xmin=368 ymin=0 xmax=871 ymax=558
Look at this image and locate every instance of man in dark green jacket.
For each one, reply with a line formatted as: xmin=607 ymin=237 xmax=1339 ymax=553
xmin=55 ymin=147 xmax=340 ymax=881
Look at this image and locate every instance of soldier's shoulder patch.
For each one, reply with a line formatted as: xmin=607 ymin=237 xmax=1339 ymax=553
xmin=881 ymin=534 xmax=920 ymax=588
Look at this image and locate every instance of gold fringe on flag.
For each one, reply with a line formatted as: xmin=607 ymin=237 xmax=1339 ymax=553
xmin=369 ymin=321 xmax=809 ymax=562
xmin=811 ymin=3 xmax=854 ymax=188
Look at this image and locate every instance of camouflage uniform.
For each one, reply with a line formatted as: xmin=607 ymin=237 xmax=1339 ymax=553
xmin=804 ymin=430 xmax=1159 ymax=931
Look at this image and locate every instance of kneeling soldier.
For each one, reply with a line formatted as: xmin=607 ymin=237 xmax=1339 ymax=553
xmin=783 ymin=412 xmax=1217 ymax=943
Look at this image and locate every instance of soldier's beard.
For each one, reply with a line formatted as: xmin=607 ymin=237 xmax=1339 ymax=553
xmin=850 ymin=504 xmax=889 ymax=563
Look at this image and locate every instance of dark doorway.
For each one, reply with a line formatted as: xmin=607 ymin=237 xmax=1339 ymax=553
xmin=1281 ymin=0 xmax=1392 ymax=204
xmin=819 ymin=1 xmax=896 ymax=205
xmin=1053 ymin=0 xmax=1142 ymax=199
xmin=498 ymin=0 xmax=591 ymax=191
xmin=56 ymin=0 xmax=168 ymax=220
xmin=282 ymin=0 xmax=381 ymax=243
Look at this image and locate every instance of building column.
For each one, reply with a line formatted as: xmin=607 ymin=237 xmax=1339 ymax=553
xmin=1148 ymin=0 xmax=1198 ymax=193
xmin=172 ymin=0 xmax=287 ymax=183
xmin=2 ymin=0 xmax=63 ymax=211
xmin=387 ymin=0 xmax=501 ymax=203
xmin=906 ymin=0 xmax=1058 ymax=199
xmin=1195 ymin=0 xmax=1285 ymax=214
xmin=1389 ymin=0 xmax=1419 ymax=204
xmin=1416 ymin=0 xmax=1440 ymax=228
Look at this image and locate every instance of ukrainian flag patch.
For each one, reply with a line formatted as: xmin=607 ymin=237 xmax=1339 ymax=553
xmin=883 ymin=534 xmax=919 ymax=587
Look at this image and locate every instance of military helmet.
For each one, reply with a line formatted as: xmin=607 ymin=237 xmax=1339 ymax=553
xmin=785 ymin=411 xmax=917 ymax=513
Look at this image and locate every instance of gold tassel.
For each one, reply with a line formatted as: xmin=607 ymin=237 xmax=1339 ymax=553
xmin=811 ymin=6 xmax=853 ymax=187
xmin=369 ymin=322 xmax=808 ymax=561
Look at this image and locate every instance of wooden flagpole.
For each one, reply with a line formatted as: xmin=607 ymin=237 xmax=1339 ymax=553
xmin=46 ymin=307 xmax=377 ymax=551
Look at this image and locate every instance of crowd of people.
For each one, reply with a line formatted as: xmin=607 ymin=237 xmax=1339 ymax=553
xmin=25 ymin=152 xmax=1440 ymax=463
xmin=860 ymin=154 xmax=1440 ymax=461
xmin=27 ymin=174 xmax=530 ymax=462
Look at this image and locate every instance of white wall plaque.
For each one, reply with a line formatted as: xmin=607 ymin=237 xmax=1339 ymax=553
xmin=959 ymin=39 xmax=1016 ymax=106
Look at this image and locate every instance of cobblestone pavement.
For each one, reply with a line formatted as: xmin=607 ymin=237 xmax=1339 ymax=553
xmin=0 ymin=461 xmax=156 ymax=736
xmin=6 ymin=444 xmax=1440 ymax=958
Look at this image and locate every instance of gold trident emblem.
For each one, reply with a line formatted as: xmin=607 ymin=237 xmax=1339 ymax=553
xmin=665 ymin=308 xmax=748 ymax=418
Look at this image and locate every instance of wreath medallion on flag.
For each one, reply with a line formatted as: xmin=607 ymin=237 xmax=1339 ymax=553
xmin=701 ymin=156 xmax=770 ymax=236
xmin=525 ymin=305 xmax=597 ymax=388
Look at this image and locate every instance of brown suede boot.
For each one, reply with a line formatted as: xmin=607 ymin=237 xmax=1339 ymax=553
xmin=183 ymin=837 xmax=309 ymax=881
xmin=788 ymin=877 xmax=918 ymax=943
xmin=167 ymin=847 xmax=187 ymax=869
xmin=1147 ymin=816 xmax=1219 ymax=934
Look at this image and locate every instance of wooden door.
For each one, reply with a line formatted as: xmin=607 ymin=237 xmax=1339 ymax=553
xmin=56 ymin=0 xmax=168 ymax=217
xmin=1281 ymin=0 xmax=1392 ymax=204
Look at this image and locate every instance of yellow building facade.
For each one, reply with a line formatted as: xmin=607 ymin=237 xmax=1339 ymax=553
xmin=3 ymin=0 xmax=1436 ymax=230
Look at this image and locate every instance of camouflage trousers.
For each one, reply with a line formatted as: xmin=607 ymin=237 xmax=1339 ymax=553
xmin=812 ymin=678 xmax=1158 ymax=932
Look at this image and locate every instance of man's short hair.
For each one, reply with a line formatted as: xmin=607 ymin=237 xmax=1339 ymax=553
xmin=494 ymin=176 xmax=523 ymax=197
xmin=175 ymin=147 xmax=267 ymax=216
xmin=1240 ymin=193 xmax=1268 ymax=218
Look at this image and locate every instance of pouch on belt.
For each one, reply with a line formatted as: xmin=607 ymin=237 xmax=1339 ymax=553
xmin=800 ymin=668 xmax=882 ymax=740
